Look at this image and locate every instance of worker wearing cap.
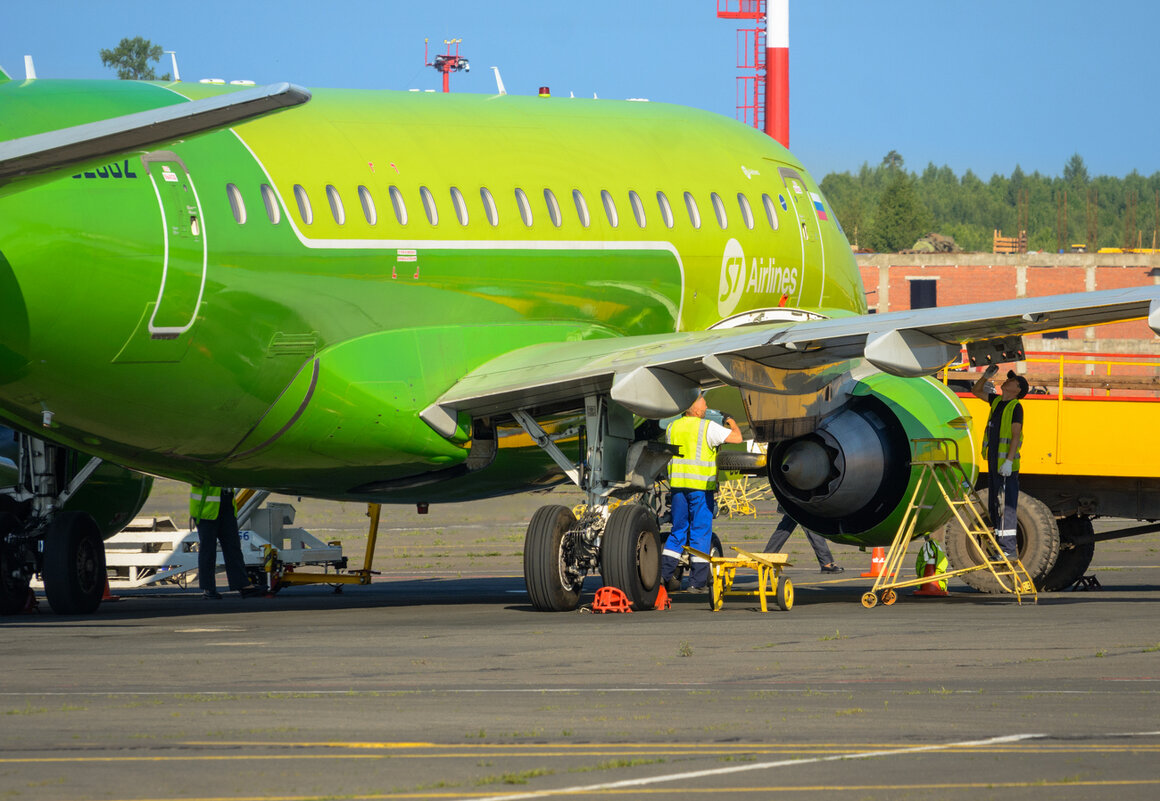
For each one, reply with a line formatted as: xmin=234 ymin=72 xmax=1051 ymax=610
xmin=971 ymin=365 xmax=1028 ymax=559
xmin=662 ymin=395 xmax=743 ymax=591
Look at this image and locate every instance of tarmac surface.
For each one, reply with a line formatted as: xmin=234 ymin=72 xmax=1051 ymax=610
xmin=2 ymin=481 xmax=1159 ymax=800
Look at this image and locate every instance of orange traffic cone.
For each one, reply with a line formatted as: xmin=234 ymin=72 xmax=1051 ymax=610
xmin=592 ymin=586 xmax=634 ymax=613
xmin=653 ymin=585 xmax=671 ymax=611
xmin=860 ymin=547 xmax=893 ymax=577
xmin=102 ymin=578 xmax=121 ymax=602
xmin=913 ymin=563 xmax=949 ymax=596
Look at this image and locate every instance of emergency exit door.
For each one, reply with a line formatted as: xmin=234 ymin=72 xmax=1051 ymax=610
xmin=144 ymin=151 xmax=206 ymax=339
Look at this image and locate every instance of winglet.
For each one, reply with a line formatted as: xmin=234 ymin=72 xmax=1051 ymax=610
xmin=0 ymin=81 xmax=310 ymax=183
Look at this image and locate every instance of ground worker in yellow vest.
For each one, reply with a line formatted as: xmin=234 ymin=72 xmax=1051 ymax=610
xmin=971 ymin=365 xmax=1028 ymax=559
xmin=190 ymin=483 xmax=262 ymax=600
xmin=661 ymin=394 xmax=743 ymax=591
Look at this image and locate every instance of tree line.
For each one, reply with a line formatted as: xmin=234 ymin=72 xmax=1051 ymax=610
xmin=820 ymin=151 xmax=1160 ymax=253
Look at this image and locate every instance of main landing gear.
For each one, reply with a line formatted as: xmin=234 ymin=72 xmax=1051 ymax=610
xmin=514 ymin=397 xmax=674 ymax=612
xmin=1 ymin=434 xmax=108 ymax=615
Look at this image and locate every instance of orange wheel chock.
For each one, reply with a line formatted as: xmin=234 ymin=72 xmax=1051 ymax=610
xmin=592 ymin=586 xmax=634 ymax=613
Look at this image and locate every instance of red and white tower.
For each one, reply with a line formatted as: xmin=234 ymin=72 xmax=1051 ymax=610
xmin=716 ymin=1 xmax=789 ymax=148
xmin=765 ymin=0 xmax=789 ymax=147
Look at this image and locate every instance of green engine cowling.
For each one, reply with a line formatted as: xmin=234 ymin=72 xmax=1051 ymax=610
xmin=766 ymin=373 xmax=976 ymax=546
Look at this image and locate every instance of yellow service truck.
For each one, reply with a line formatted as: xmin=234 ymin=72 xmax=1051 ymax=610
xmin=945 ymin=352 xmax=1160 ymax=592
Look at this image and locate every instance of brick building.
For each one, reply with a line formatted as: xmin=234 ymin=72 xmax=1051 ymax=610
xmin=857 ymin=253 xmax=1160 ymax=354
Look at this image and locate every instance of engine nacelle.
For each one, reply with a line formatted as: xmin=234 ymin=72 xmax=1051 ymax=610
xmin=766 ymin=373 xmax=975 ymax=546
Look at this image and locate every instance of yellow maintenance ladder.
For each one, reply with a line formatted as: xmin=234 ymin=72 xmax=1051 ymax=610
xmin=861 ymin=438 xmax=1037 ymax=608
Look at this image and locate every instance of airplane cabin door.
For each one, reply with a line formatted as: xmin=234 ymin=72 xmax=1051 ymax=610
xmin=778 ymin=167 xmax=826 ymax=308
xmin=144 ymin=151 xmax=206 ymax=339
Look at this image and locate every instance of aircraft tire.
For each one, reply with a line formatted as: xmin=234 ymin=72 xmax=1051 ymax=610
xmin=601 ymin=504 xmax=661 ymax=610
xmin=43 ymin=512 xmax=106 ymax=615
xmin=943 ymin=489 xmax=1059 ymax=594
xmin=1039 ymin=516 xmax=1096 ymax=591
xmin=523 ymin=505 xmax=583 ymax=611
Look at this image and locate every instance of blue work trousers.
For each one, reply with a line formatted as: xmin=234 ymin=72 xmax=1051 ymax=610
xmin=986 ymin=466 xmax=1019 ymax=558
xmin=662 ymin=489 xmax=714 ymax=588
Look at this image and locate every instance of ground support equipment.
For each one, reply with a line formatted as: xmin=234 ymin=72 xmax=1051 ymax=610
xmin=98 ymin=498 xmax=372 ymax=591
xmin=860 ymin=438 xmax=1037 ymax=609
xmin=715 ymin=477 xmax=771 ymax=518
xmin=685 ymin=544 xmax=793 ymax=612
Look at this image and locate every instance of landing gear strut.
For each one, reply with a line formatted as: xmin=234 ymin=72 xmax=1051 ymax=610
xmin=1 ymin=434 xmax=106 ymax=615
xmin=515 ymin=396 xmax=674 ymax=611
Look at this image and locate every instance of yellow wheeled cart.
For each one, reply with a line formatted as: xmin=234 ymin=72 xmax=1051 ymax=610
xmin=860 ymin=438 xmax=1037 ymax=609
xmin=684 ymin=544 xmax=793 ymax=612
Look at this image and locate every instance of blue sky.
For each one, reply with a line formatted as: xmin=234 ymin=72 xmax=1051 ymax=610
xmin=4 ymin=1 xmax=1157 ymax=181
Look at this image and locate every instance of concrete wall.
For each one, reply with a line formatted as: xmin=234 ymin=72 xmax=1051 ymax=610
xmin=856 ymin=253 xmax=1160 ymax=354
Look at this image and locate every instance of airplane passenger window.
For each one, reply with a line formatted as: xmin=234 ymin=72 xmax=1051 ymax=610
xmin=358 ymin=185 xmax=377 ymax=225
xmin=420 ymin=186 xmax=438 ymax=225
xmin=326 ymin=185 xmax=346 ymax=225
xmin=684 ymin=191 xmax=701 ymax=229
xmin=628 ymin=190 xmax=646 ymax=227
xmin=656 ymin=191 xmax=674 ymax=228
xmin=761 ymin=193 xmax=780 ymax=230
xmin=515 ymin=188 xmax=533 ymax=226
xmin=450 ymin=186 xmax=469 ymax=225
xmin=260 ymin=184 xmax=280 ymax=224
xmin=601 ymin=190 xmax=619 ymax=228
xmin=226 ymin=183 xmax=246 ymax=224
xmin=480 ymin=187 xmax=499 ymax=226
xmin=544 ymin=188 xmax=562 ymax=227
xmin=710 ymin=192 xmax=727 ymax=229
xmin=389 ymin=185 xmax=408 ymax=225
xmin=736 ymin=192 xmax=755 ymax=230
xmin=293 ymin=184 xmax=313 ymax=225
xmin=573 ymin=189 xmax=590 ymax=228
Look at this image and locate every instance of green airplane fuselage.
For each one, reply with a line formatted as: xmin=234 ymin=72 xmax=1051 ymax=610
xmin=3 ymin=80 xmax=947 ymax=525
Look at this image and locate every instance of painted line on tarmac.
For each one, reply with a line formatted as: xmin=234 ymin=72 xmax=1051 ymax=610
xmin=467 ymin=732 xmax=1157 ymax=801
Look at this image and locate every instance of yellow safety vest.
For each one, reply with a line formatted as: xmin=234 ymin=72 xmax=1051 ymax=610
xmin=980 ymin=398 xmax=1022 ymax=471
xmin=190 ymin=483 xmax=223 ymax=521
xmin=915 ymin=538 xmax=949 ymax=592
xmin=667 ymin=416 xmax=720 ymax=491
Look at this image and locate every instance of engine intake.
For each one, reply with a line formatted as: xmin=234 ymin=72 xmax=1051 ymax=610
xmin=767 ymin=396 xmax=910 ymax=538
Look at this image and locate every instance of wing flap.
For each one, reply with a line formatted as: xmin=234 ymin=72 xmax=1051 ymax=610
xmin=422 ymin=286 xmax=1160 ymax=435
xmin=0 ymin=82 xmax=310 ymax=183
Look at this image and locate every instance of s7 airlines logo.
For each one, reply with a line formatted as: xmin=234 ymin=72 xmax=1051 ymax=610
xmin=717 ymin=238 xmax=800 ymax=318
xmin=718 ymin=239 xmax=747 ymax=317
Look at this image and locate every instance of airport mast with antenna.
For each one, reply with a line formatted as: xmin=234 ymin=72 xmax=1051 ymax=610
xmin=425 ymin=38 xmax=470 ymax=92
xmin=716 ymin=0 xmax=789 ymax=147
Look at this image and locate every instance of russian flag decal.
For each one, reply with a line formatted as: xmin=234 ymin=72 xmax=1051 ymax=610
xmin=809 ymin=192 xmax=828 ymax=221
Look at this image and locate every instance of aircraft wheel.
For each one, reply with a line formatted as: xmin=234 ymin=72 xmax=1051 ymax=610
xmin=776 ymin=577 xmax=794 ymax=611
xmin=524 ymin=505 xmax=583 ymax=611
xmin=601 ymin=504 xmax=661 ymax=610
xmin=943 ymin=489 xmax=1059 ymax=593
xmin=43 ymin=512 xmax=106 ymax=615
xmin=1040 ymin=516 xmax=1096 ymax=591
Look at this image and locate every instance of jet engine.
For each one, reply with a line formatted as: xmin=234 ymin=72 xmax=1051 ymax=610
xmin=761 ymin=372 xmax=974 ymax=546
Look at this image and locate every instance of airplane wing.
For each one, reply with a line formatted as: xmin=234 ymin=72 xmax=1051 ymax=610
xmin=420 ymin=285 xmax=1160 ymax=436
xmin=0 ymin=82 xmax=310 ymax=184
